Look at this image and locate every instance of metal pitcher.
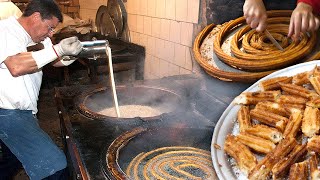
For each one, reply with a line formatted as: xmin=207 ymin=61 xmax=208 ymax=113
xmin=77 ymin=40 xmax=110 ymax=60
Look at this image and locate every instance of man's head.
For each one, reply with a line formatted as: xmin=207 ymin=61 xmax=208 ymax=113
xmin=20 ymin=0 xmax=63 ymax=42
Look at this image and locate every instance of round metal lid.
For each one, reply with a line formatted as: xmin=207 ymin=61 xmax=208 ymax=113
xmin=106 ymin=0 xmax=126 ymax=35
xmin=96 ymin=5 xmax=118 ymax=38
xmin=120 ymin=23 xmax=130 ymax=42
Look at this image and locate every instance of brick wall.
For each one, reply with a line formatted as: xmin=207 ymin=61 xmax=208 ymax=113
xmin=12 ymin=0 xmax=80 ymax=18
xmin=57 ymin=0 xmax=80 ymax=18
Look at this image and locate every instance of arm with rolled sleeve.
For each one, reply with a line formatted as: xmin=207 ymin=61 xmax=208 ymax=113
xmin=32 ymin=36 xmax=83 ymax=68
xmin=4 ymin=36 xmax=82 ymax=77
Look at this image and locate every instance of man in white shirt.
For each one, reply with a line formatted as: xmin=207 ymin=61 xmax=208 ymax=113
xmin=0 ymin=0 xmax=82 ymax=179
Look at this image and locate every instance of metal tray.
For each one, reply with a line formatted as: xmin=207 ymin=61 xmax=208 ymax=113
xmin=106 ymin=0 xmax=126 ymax=35
xmin=96 ymin=5 xmax=118 ymax=37
xmin=211 ymin=60 xmax=320 ymax=180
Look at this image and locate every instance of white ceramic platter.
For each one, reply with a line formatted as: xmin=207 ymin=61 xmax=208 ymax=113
xmin=211 ymin=60 xmax=320 ymax=180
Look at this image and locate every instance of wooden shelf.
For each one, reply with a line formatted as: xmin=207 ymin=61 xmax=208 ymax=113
xmin=12 ymin=0 xmax=29 ymax=3
xmin=12 ymin=0 xmax=80 ymax=18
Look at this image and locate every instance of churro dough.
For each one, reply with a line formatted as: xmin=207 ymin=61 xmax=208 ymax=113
xmin=98 ymin=105 xmax=163 ymax=118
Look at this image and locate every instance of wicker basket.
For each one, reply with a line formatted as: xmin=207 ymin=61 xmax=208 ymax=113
xmin=193 ymin=10 xmax=320 ymax=83
xmin=193 ymin=23 xmax=272 ymax=83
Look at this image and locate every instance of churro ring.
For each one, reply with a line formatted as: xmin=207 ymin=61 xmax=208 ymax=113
xmin=193 ymin=22 xmax=273 ymax=82
xmin=125 ymin=146 xmax=215 ymax=179
xmin=213 ymin=10 xmax=317 ymax=71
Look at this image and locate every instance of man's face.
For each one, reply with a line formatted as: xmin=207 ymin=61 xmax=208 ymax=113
xmin=31 ymin=16 xmax=59 ymax=43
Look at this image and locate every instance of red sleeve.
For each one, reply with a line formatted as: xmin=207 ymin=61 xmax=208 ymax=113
xmin=297 ymin=0 xmax=320 ymax=14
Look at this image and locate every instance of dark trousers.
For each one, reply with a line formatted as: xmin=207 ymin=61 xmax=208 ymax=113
xmin=42 ymin=168 xmax=69 ymax=180
xmin=0 ymin=140 xmax=68 ymax=180
xmin=0 ymin=140 xmax=22 ymax=180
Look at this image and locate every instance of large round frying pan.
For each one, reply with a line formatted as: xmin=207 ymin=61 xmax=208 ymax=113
xmin=103 ymin=126 xmax=216 ymax=179
xmin=75 ymin=85 xmax=185 ymax=121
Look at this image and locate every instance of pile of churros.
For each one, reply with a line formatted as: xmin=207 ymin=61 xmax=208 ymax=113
xmin=224 ymin=65 xmax=320 ymax=179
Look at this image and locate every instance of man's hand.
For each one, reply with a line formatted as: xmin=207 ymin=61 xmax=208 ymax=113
xmin=288 ymin=2 xmax=320 ymax=41
xmin=54 ymin=36 xmax=83 ymax=56
xmin=243 ymin=0 xmax=267 ymax=32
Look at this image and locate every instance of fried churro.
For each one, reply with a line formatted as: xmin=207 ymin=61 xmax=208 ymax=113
xmin=224 ymin=135 xmax=257 ymax=174
xmin=302 ymin=106 xmax=320 ymax=137
xmin=307 ymin=135 xmax=320 ymax=153
xmin=282 ymin=103 xmax=306 ymax=110
xmin=255 ymin=101 xmax=289 ymax=117
xmin=283 ymin=109 xmax=303 ymax=138
xmin=236 ymin=133 xmax=276 ymax=154
xmin=271 ymin=143 xmax=307 ymax=179
xmin=248 ymin=137 xmax=297 ymax=180
xmin=310 ymin=65 xmax=320 ymax=77
xmin=292 ymin=71 xmax=310 ymax=86
xmin=307 ymin=96 xmax=320 ymax=108
xmin=234 ymin=91 xmax=281 ymax=105
xmin=250 ymin=108 xmax=288 ymax=132
xmin=276 ymin=95 xmax=308 ymax=106
xmin=279 ymin=83 xmax=315 ymax=99
xmin=237 ymin=105 xmax=252 ymax=132
xmin=259 ymin=76 xmax=292 ymax=91
xmin=288 ymin=161 xmax=308 ymax=180
xmin=309 ymin=152 xmax=320 ymax=180
xmin=310 ymin=75 xmax=320 ymax=95
xmin=244 ymin=124 xmax=283 ymax=143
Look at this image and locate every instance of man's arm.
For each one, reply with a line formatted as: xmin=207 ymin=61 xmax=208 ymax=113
xmin=4 ymin=52 xmax=40 ymax=77
xmin=3 ymin=36 xmax=82 ymax=77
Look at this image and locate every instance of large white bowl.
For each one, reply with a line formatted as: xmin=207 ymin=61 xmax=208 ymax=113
xmin=211 ymin=60 xmax=320 ymax=180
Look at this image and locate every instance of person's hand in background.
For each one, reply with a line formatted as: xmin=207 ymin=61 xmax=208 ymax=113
xmin=288 ymin=2 xmax=320 ymax=41
xmin=243 ymin=0 xmax=267 ymax=32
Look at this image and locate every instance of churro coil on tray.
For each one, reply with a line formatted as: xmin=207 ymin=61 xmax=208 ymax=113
xmin=193 ymin=10 xmax=320 ymax=82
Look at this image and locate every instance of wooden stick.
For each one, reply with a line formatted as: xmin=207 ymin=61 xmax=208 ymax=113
xmin=106 ymin=46 xmax=121 ymax=117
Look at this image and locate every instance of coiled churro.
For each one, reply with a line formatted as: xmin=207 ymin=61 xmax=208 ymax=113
xmin=213 ymin=10 xmax=317 ymax=71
